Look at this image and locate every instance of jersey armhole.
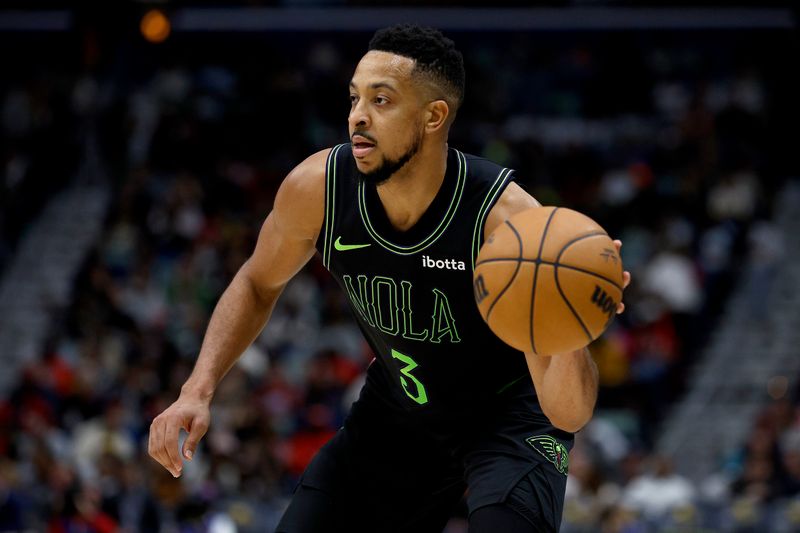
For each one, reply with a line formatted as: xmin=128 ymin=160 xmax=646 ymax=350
xmin=315 ymin=144 xmax=346 ymax=269
xmin=470 ymin=168 xmax=515 ymax=271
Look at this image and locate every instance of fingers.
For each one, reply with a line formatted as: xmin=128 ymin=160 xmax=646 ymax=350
xmin=149 ymin=400 xmax=211 ymax=478
xmin=616 ymin=271 xmax=631 ymax=314
xmin=148 ymin=416 xmax=173 ymax=476
xmin=164 ymin=420 xmax=183 ymax=476
xmin=148 ymin=417 xmax=163 ymax=467
xmin=614 ymin=240 xmax=631 ymax=286
xmin=182 ymin=416 xmax=209 ymax=462
xmin=613 ymin=239 xmax=630 ymax=315
xmin=612 ymin=239 xmax=631 ymax=314
xmin=148 ymin=414 xmax=183 ymax=478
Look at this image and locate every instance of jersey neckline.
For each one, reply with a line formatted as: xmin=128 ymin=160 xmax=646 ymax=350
xmin=357 ymin=148 xmax=467 ymax=256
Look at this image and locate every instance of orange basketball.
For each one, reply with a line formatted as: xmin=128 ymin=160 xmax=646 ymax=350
xmin=473 ymin=206 xmax=624 ymax=355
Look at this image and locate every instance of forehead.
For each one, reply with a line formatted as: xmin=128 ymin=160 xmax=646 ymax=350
xmin=351 ymin=51 xmax=416 ymax=88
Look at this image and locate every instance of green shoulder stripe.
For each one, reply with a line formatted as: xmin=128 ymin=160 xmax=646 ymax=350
xmin=322 ymin=144 xmax=347 ymax=269
xmin=471 ymin=167 xmax=513 ymax=271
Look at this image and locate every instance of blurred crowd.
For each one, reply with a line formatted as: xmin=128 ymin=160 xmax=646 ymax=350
xmin=1 ymin=25 xmax=797 ymax=532
xmin=561 ymin=394 xmax=800 ymax=532
xmin=0 ymin=57 xmax=79 ymax=276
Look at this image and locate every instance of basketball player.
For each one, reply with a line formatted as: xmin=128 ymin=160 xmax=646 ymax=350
xmin=149 ymin=25 xmax=630 ymax=532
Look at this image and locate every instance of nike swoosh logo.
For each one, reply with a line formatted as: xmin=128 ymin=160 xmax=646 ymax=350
xmin=334 ymin=236 xmax=371 ymax=251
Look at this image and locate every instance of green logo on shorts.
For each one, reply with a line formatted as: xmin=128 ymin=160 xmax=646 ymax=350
xmin=526 ymin=435 xmax=569 ymax=475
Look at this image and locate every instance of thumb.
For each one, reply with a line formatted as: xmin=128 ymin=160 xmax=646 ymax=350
xmin=182 ymin=416 xmax=209 ymax=461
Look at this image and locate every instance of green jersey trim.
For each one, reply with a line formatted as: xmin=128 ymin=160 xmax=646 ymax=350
xmin=496 ymin=373 xmax=527 ymax=394
xmin=322 ymin=144 xmax=347 ymax=268
xmin=471 ymin=167 xmax=513 ymax=271
xmin=356 ymin=149 xmax=467 ymax=256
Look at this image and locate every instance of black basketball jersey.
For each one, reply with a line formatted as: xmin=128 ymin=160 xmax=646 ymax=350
xmin=315 ymin=144 xmax=534 ymax=425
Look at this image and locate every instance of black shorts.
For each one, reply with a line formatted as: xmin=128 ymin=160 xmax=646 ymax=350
xmin=275 ymin=382 xmax=571 ymax=533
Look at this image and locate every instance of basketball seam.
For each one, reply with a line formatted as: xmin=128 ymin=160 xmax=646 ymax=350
xmin=485 ymin=220 xmax=523 ymax=322
xmin=475 ymin=259 xmax=624 ymax=292
xmin=530 ymin=207 xmax=559 ymax=354
xmin=554 ymin=265 xmax=595 ymax=345
xmin=553 ymin=231 xmax=608 ymax=264
xmin=553 ymin=230 xmax=612 ymax=346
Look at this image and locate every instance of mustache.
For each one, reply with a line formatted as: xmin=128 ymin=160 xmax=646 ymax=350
xmin=351 ymin=132 xmax=377 ymax=144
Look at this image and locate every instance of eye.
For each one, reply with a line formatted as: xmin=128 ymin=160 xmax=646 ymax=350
xmin=349 ymin=94 xmax=359 ymax=105
xmin=374 ymin=96 xmax=388 ymax=105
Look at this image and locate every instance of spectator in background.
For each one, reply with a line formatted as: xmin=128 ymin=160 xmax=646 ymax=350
xmin=622 ymin=456 xmax=695 ymax=519
xmin=730 ymin=401 xmax=794 ymax=505
xmin=780 ymin=426 xmax=800 ymax=497
xmin=72 ymin=399 xmax=136 ymax=484
xmin=0 ymin=459 xmax=25 ymax=533
xmin=47 ymin=484 xmax=118 ymax=533
xmin=746 ymin=217 xmax=785 ymax=320
xmin=707 ymin=169 xmax=759 ymax=224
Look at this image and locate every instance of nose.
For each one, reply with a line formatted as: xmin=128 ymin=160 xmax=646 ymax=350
xmin=348 ymin=99 xmax=370 ymax=132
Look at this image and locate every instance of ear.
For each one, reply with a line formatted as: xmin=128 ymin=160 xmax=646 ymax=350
xmin=424 ymin=100 xmax=450 ymax=134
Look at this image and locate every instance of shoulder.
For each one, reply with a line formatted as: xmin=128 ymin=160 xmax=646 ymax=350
xmin=483 ymin=182 xmax=541 ymax=239
xmin=277 ymin=147 xmax=331 ymax=203
xmin=273 ymin=147 xmax=332 ymax=240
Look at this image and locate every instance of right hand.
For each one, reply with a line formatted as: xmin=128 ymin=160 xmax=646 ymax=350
xmin=148 ymin=394 xmax=211 ymax=477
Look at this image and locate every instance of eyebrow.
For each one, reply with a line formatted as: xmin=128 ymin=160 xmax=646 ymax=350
xmin=349 ymin=81 xmax=398 ymax=93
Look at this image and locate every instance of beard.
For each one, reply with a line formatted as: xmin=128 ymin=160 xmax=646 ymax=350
xmin=354 ymin=128 xmax=423 ymax=186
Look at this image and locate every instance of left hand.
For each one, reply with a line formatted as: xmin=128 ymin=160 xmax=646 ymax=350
xmin=613 ymin=239 xmax=631 ymax=315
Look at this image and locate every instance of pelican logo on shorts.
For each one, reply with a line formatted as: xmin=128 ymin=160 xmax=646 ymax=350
xmin=526 ymin=435 xmax=569 ymax=475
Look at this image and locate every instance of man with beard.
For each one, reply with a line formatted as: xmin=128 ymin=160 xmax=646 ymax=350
xmin=149 ymin=25 xmax=629 ymax=532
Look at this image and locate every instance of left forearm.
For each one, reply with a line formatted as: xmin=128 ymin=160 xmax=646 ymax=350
xmin=525 ymin=348 xmax=598 ymax=433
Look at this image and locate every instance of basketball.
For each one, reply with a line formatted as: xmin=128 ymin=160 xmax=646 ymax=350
xmin=473 ymin=207 xmax=624 ymax=355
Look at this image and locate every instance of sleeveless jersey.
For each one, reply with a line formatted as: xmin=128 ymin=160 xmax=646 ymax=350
xmin=315 ymin=144 xmax=534 ymax=426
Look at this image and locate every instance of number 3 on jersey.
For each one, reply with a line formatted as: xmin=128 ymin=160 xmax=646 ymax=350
xmin=391 ymin=349 xmax=428 ymax=405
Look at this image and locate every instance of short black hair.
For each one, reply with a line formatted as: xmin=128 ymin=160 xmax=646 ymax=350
xmin=368 ymin=25 xmax=465 ymax=113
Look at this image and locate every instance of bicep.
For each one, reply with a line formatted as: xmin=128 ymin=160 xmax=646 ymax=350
xmin=243 ymin=211 xmax=318 ymax=294
xmin=241 ymin=150 xmax=327 ymax=294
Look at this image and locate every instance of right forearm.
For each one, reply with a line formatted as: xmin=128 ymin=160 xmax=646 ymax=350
xmin=181 ymin=267 xmax=281 ymax=401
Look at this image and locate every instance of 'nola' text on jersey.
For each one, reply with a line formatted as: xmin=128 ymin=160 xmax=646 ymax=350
xmin=342 ymin=274 xmax=461 ymax=344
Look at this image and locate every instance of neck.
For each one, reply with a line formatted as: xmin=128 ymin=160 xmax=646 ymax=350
xmin=376 ymin=141 xmax=448 ymax=232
